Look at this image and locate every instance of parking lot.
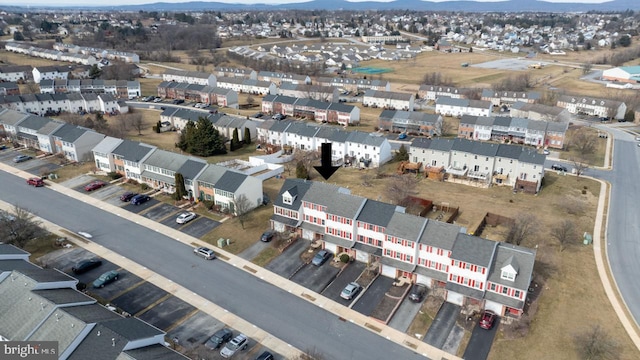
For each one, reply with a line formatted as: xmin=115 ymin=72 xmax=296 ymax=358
xmin=0 ymin=148 xmax=61 ymax=175
xmin=39 ymin=247 xmax=284 ymax=359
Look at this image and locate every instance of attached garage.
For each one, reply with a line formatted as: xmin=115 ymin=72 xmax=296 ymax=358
xmin=484 ymin=299 xmax=504 ymax=315
xmin=355 ymin=249 xmax=369 ymax=263
xmin=381 ymin=264 xmax=397 ymax=278
xmin=324 ymin=242 xmax=338 ymax=254
xmin=416 ymin=274 xmax=433 ymax=288
xmin=447 ymin=291 xmax=464 ymax=306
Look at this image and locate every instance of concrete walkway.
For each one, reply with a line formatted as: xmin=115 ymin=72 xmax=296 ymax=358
xmin=0 ymin=164 xmax=458 ymax=360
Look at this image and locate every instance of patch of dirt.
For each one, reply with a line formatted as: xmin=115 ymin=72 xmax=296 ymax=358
xmin=388 ymin=283 xmax=409 ymax=297
xmin=356 ymin=267 xmax=379 ymax=288
xmin=300 ymin=247 xmax=317 ymax=263
xmin=423 ymin=293 xmax=445 ymax=316
xmin=371 ymin=295 xmax=401 ymax=322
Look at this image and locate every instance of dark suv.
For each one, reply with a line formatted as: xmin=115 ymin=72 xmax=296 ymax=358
xmin=205 ymin=328 xmax=233 ymax=350
xmin=408 ymin=283 xmax=427 ymax=302
xmin=260 ymin=230 xmax=275 ymax=242
xmin=551 ymin=164 xmax=568 ymax=172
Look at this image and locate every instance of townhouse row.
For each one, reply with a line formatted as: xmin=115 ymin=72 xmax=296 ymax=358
xmin=363 ymin=89 xmax=415 ymax=111
xmin=261 ymin=94 xmax=360 ymax=126
xmin=556 ymin=95 xmax=627 ymax=120
xmin=5 ymin=42 xmax=99 ymax=67
xmin=378 ymin=109 xmax=443 ymax=136
xmin=0 ymin=92 xmax=127 ymax=116
xmin=0 ymin=245 xmax=187 ymax=359
xmin=409 ymin=137 xmax=546 ymax=193
xmin=458 ymin=114 xmax=569 ymax=149
xmin=271 ymin=179 xmax=536 ymax=317
xmin=160 ymin=108 xmax=257 ymax=142
xmin=417 ymin=86 xmax=543 ymax=109
xmin=92 ymin=137 xmax=264 ymax=213
xmin=39 ymin=79 xmax=141 ymax=99
xmin=435 ymin=96 xmax=493 ymax=118
xmin=52 ymin=42 xmax=140 ymax=63
xmin=258 ymin=119 xmax=391 ymax=168
xmin=157 ymin=81 xmax=238 ymax=108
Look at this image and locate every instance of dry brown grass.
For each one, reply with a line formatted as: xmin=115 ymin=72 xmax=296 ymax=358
xmin=0 ymin=49 xmax=65 ymax=68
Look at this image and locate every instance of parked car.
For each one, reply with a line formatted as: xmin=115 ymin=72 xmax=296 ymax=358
xmin=551 ymin=164 xmax=568 ymax=172
xmin=542 ymin=149 xmax=550 ymax=155
xmin=255 ymin=351 xmax=274 ymax=360
xmin=26 ymin=177 xmax=44 ymax=187
xmin=408 ymin=283 xmax=427 ymax=302
xmin=260 ymin=230 xmax=275 ymax=242
xmin=220 ymin=334 xmax=248 ymax=358
xmin=635 ymin=136 xmax=640 ymax=141
xmin=172 ymin=99 xmax=185 ymax=104
xmin=176 ymin=212 xmax=197 ymax=224
xmin=120 ymin=191 xmax=138 ymax=202
xmin=479 ymin=310 xmax=497 ymax=329
xmin=130 ymin=194 xmax=151 ymax=205
xmin=92 ymin=270 xmax=119 ymax=288
xmin=0 ymin=144 xmax=7 ymax=150
xmin=194 ymin=247 xmax=215 ymax=260
xmin=340 ymin=282 xmax=362 ymax=300
xmin=13 ymin=155 xmax=32 ymax=163
xmin=398 ymin=133 xmax=407 ymax=140
xmin=84 ymin=180 xmax=106 ymax=191
xmin=153 ymin=97 xmax=162 ymax=103
xmin=251 ymin=112 xmax=264 ymax=118
xmin=312 ymin=249 xmax=331 ymax=266
xmin=72 ymin=259 xmax=103 ymax=274
xmin=205 ymin=328 xmax=233 ymax=350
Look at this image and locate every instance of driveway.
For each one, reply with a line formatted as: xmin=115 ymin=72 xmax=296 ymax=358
xmin=24 ymin=159 xmax=61 ymax=176
xmin=238 ymin=239 xmax=271 ymax=261
xmin=180 ymin=217 xmax=221 ymax=238
xmin=138 ymin=295 xmax=197 ymax=331
xmin=111 ymin=282 xmax=169 ymax=316
xmin=59 ymin=174 xmax=97 ymax=189
xmin=290 ymin=261 xmax=342 ymax=294
xmin=122 ymin=198 xmax=159 ymax=213
xmin=322 ymin=261 xmax=365 ymax=303
xmin=388 ymin=293 xmax=426 ymax=332
xmin=351 ymin=276 xmax=394 ymax=315
xmin=265 ymin=238 xmax=308 ymax=279
xmin=463 ymin=317 xmax=500 ymax=360
xmin=423 ymin=302 xmax=461 ymax=349
xmin=166 ymin=311 xmax=225 ymax=351
xmin=142 ymin=203 xmax=181 ymax=221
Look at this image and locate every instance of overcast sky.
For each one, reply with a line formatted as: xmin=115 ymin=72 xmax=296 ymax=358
xmin=10 ymin=0 xmax=613 ymax=7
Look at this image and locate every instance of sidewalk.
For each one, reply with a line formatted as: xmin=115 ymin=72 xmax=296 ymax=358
xmin=0 ymin=163 xmax=457 ymax=359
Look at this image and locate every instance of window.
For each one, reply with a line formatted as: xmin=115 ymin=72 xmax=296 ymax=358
xmin=501 ymin=270 xmax=515 ymax=281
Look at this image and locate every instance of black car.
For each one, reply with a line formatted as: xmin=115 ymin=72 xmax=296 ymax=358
xmin=131 ymin=194 xmax=151 ymax=205
xmin=120 ymin=191 xmax=138 ymax=202
xmin=205 ymin=328 xmax=233 ymax=350
xmin=172 ymin=99 xmax=185 ymax=104
xmin=72 ymin=259 xmax=103 ymax=274
xmin=408 ymin=283 xmax=427 ymax=302
xmin=255 ymin=351 xmax=274 ymax=360
xmin=260 ymin=230 xmax=275 ymax=242
xmin=551 ymin=164 xmax=568 ymax=172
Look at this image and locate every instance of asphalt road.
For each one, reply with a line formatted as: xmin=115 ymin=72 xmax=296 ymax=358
xmin=0 ymin=170 xmax=424 ymax=360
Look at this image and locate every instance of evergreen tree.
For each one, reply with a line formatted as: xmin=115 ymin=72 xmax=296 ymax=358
xmin=296 ymin=161 xmax=309 ymax=179
xmin=394 ymin=144 xmax=409 ymax=162
xmin=244 ymin=127 xmax=251 ymax=145
xmin=175 ymin=117 xmax=226 ymax=156
xmin=176 ymin=120 xmax=196 ymax=152
xmin=155 ymin=120 xmax=161 ymax=133
xmin=230 ymin=128 xmax=240 ymax=151
xmin=89 ymin=64 xmax=101 ymax=79
xmin=174 ymin=173 xmax=187 ymax=200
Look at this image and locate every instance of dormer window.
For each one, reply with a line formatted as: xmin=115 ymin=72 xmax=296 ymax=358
xmin=501 ymin=270 xmax=515 ymax=281
xmin=501 ymin=256 xmax=519 ymax=282
xmin=283 ymin=194 xmax=292 ymax=205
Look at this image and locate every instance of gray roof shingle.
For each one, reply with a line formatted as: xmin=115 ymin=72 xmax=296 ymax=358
xmin=450 ymin=233 xmax=497 ymax=267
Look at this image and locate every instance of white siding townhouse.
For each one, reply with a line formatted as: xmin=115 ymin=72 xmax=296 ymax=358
xmin=409 ymin=137 xmax=546 ymax=193
xmin=271 ymin=179 xmax=536 ymax=317
xmin=51 ymin=123 xmax=105 ymax=162
xmin=556 ymin=95 xmax=626 ymax=120
xmin=162 ymin=69 xmax=217 ymax=87
xmin=32 ymin=66 xmax=71 ymax=84
xmin=481 ymin=90 xmax=541 ymax=108
xmin=215 ymin=76 xmax=277 ymax=96
xmin=419 ymin=85 xmax=467 ymax=101
xmin=7 ymin=113 xmax=63 ymax=153
xmin=363 ymin=89 xmax=414 ymax=111
xmin=0 ymin=65 xmax=32 ymax=82
xmin=436 ymin=97 xmax=492 ymax=118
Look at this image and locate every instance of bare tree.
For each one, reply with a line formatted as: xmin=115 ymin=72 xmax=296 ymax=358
xmin=58 ymin=113 xmax=86 ymax=126
xmin=550 ymin=219 xmax=577 ymax=252
xmin=581 ymin=62 xmax=593 ymax=75
xmin=387 ymin=174 xmax=419 ymax=207
xmin=0 ymin=206 xmax=44 ymax=248
xmin=504 ymin=213 xmax=538 ymax=246
xmin=292 ymin=149 xmax=320 ymax=178
xmin=422 ymin=72 xmax=454 ymax=86
xmin=440 ymin=117 xmax=455 ymax=136
xmin=569 ymin=127 xmax=597 ymax=155
xmin=571 ymin=158 xmax=589 ymax=178
xmin=294 ymin=347 xmax=325 ymax=360
xmin=129 ymin=113 xmax=145 ymax=135
xmin=573 ymin=325 xmax=620 ymax=360
xmin=233 ymin=194 xmax=254 ymax=229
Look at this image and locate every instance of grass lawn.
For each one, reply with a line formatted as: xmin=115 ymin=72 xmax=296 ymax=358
xmin=560 ymin=125 xmax=607 ymax=166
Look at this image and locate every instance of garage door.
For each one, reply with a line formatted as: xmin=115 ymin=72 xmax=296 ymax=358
xmin=447 ymin=291 xmax=464 ymax=306
xmin=355 ymin=250 xmax=369 ymax=263
xmin=484 ymin=299 xmax=503 ymax=315
xmin=324 ymin=242 xmax=337 ymax=254
xmin=381 ymin=264 xmax=396 ymax=278
xmin=416 ymin=274 xmax=432 ymax=288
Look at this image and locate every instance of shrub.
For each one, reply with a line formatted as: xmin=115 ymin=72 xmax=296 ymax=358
xmin=140 ymin=183 xmax=149 ymax=190
xmin=127 ymin=179 xmax=139 ymax=185
xmin=107 ymin=171 xmax=122 ymax=180
xmin=339 ymin=253 xmax=350 ymax=263
xmin=203 ymin=200 xmax=214 ymax=210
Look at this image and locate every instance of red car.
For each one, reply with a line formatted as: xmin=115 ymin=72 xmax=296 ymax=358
xmin=26 ymin=177 xmax=44 ymax=187
xmin=479 ymin=310 xmax=497 ymax=330
xmin=84 ymin=180 xmax=106 ymax=192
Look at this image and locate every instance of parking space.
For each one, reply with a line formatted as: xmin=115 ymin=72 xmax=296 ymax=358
xmin=111 ymin=282 xmax=169 ymax=316
xmin=122 ymin=198 xmax=160 ymax=213
xmin=167 ymin=311 xmax=226 ymax=352
xmin=238 ymin=239 xmax=271 ymax=261
xmin=388 ymin=293 xmax=426 ymax=332
xmin=70 ymin=179 xmax=112 ymax=193
xmin=423 ymin=302 xmax=461 ymax=349
xmin=265 ymin=239 xmax=308 ymax=279
xmin=322 ymin=261 xmax=365 ymax=303
xmin=351 ymin=276 xmax=394 ymax=316
xmin=87 ymin=184 xmax=124 ymax=201
xmin=24 ymin=160 xmax=61 ymax=176
xmin=88 ymin=269 xmax=144 ymax=301
xmin=290 ymin=261 xmax=341 ymax=294
xmin=141 ymin=203 xmax=181 ymax=221
xmin=463 ymin=318 xmax=499 ymax=360
xmin=179 ymin=217 xmax=221 ymax=239
xmin=138 ymin=295 xmax=197 ymax=331
xmin=59 ymin=174 xmax=98 ymax=189
xmin=159 ymin=213 xmax=186 ymax=229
